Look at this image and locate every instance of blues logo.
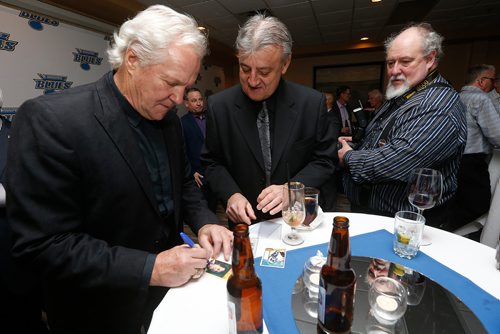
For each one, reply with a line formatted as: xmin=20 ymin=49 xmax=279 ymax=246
xmin=19 ymin=11 xmax=59 ymax=31
xmin=0 ymin=32 xmax=18 ymax=52
xmin=72 ymin=48 xmax=103 ymax=71
xmin=34 ymin=74 xmax=73 ymax=94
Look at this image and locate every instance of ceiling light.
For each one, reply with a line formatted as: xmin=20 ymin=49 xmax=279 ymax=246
xmin=198 ymin=26 xmax=206 ymax=31
xmin=371 ymin=0 xmax=382 ymax=3
xmin=360 ymin=37 xmax=369 ymax=41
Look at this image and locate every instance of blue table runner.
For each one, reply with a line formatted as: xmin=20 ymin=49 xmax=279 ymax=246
xmin=255 ymin=229 xmax=500 ymax=334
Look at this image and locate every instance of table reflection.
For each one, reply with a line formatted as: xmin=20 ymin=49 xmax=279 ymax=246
xmin=292 ymin=256 xmax=486 ymax=334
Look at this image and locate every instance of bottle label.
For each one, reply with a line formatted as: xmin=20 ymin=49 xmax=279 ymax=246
xmin=227 ymin=301 xmax=237 ymax=334
xmin=318 ymin=285 xmax=326 ymax=324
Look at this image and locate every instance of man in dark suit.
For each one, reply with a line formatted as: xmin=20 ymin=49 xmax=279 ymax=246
xmin=180 ymin=87 xmax=216 ymax=211
xmin=6 ymin=5 xmax=232 ymax=334
xmin=332 ymin=85 xmax=355 ymax=136
xmin=201 ymin=14 xmax=338 ymax=225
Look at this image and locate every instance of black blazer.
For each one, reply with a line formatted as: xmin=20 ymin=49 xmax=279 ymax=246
xmin=201 ymin=80 xmax=339 ymax=222
xmin=331 ymin=100 xmax=355 ymax=132
xmin=180 ymin=111 xmax=205 ymax=174
xmin=6 ymin=73 xmax=215 ymax=333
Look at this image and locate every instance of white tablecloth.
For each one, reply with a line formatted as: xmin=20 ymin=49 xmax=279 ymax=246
xmin=148 ymin=212 xmax=499 ymax=334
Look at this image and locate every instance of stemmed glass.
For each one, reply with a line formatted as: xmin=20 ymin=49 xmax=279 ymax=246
xmin=407 ymin=168 xmax=443 ymax=245
xmin=282 ymin=182 xmax=306 ymax=246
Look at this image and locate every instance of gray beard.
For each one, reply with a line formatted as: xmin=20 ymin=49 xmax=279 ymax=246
xmin=386 ymin=81 xmax=411 ymax=100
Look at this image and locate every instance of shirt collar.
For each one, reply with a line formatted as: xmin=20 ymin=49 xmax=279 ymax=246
xmin=192 ymin=111 xmax=206 ymax=119
xmin=107 ymin=72 xmax=144 ymax=128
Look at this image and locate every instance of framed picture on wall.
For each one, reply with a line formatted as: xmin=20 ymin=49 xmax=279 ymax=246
xmin=313 ymin=62 xmax=385 ymax=107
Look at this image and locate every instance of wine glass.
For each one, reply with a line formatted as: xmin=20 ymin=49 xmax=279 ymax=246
xmin=282 ymin=182 xmax=306 ymax=246
xmin=407 ymin=168 xmax=443 ymax=245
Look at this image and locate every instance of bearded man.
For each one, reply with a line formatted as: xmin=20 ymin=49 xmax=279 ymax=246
xmin=337 ymin=23 xmax=467 ymax=228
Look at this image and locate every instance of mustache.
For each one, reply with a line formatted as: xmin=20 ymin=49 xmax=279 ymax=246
xmin=390 ymin=75 xmax=406 ymax=82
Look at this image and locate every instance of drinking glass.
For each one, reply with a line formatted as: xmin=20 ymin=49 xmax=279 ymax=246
xmin=407 ymin=168 xmax=442 ymax=214
xmin=368 ymin=277 xmax=408 ymax=325
xmin=393 ymin=211 xmax=425 ymax=259
xmin=407 ymin=168 xmax=442 ymax=245
xmin=303 ymin=187 xmax=319 ymax=226
xmin=282 ymin=182 xmax=305 ymax=245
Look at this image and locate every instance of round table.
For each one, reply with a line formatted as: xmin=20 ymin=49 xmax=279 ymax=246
xmin=147 ymin=212 xmax=500 ymax=334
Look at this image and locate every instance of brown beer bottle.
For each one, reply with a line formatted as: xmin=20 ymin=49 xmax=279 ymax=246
xmin=317 ymin=216 xmax=356 ymax=334
xmin=227 ymin=223 xmax=263 ymax=334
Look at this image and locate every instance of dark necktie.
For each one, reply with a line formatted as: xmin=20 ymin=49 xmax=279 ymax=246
xmin=257 ymin=101 xmax=271 ymax=186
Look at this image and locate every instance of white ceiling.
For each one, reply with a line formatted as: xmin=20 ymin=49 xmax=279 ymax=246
xmin=2 ymin=0 xmax=499 ymax=55
xmin=135 ymin=0 xmax=500 ymax=52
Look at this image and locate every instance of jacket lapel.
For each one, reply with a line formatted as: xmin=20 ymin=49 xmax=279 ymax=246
xmin=188 ymin=112 xmax=204 ymax=141
xmin=234 ymin=93 xmax=265 ymax=170
xmin=93 ymin=74 xmax=159 ymax=215
xmin=271 ymin=82 xmax=297 ymax=174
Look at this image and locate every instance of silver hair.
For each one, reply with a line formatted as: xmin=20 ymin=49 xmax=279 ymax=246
xmin=466 ymin=64 xmax=496 ymax=84
xmin=107 ymin=5 xmax=207 ymax=69
xmin=368 ymin=89 xmax=383 ymax=99
xmin=384 ymin=22 xmax=444 ymax=63
xmin=235 ymin=13 xmax=292 ymax=61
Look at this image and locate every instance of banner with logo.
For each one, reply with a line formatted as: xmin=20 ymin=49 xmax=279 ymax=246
xmin=0 ymin=4 xmax=110 ymax=111
xmin=0 ymin=3 xmax=226 ymax=117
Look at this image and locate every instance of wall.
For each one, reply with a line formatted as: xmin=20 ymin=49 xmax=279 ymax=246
xmin=284 ymin=38 xmax=500 ymax=97
xmin=0 ymin=4 xmax=110 ymax=112
xmin=0 ymin=2 xmax=227 ymax=117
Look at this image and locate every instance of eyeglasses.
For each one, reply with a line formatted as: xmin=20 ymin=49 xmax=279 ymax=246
xmin=482 ymin=77 xmax=497 ymax=82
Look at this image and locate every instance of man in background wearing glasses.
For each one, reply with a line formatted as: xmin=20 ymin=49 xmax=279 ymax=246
xmin=489 ymin=76 xmax=500 ymax=109
xmin=446 ymin=64 xmax=500 ymax=231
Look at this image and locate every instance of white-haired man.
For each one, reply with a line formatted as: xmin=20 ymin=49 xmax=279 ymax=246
xmin=6 ymin=5 xmax=232 ymax=333
xmin=338 ymin=23 xmax=467 ymax=228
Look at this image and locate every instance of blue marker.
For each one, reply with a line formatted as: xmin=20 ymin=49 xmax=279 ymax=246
xmin=180 ymin=232 xmax=196 ymax=248
xmin=180 ymin=232 xmax=214 ymax=265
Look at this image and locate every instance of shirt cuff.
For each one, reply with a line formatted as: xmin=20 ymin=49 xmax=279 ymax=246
xmin=343 ymin=150 xmax=354 ymax=169
xmin=141 ymin=253 xmax=157 ymax=290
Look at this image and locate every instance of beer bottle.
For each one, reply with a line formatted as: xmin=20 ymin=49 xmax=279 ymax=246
xmin=227 ymin=223 xmax=263 ymax=334
xmin=317 ymin=216 xmax=356 ymax=334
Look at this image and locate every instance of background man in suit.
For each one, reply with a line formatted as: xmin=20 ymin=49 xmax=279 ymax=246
xmin=6 ymin=5 xmax=232 ymax=334
xmin=181 ymin=87 xmax=217 ymax=211
xmin=201 ymin=14 xmax=338 ymax=225
xmin=445 ymin=64 xmax=500 ymax=231
xmin=333 ymin=85 xmax=354 ymax=135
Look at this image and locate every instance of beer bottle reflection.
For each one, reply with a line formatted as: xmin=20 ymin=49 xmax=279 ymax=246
xmin=317 ymin=216 xmax=356 ymax=334
xmin=227 ymin=223 xmax=263 ymax=334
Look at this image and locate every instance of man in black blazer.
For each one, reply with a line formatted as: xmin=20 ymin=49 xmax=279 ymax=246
xmin=6 ymin=5 xmax=231 ymax=334
xmin=180 ymin=87 xmax=216 ymax=211
xmin=201 ymin=14 xmax=338 ymax=225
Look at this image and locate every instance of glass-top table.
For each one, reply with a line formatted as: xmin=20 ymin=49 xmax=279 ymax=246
xmin=292 ymin=256 xmax=486 ymax=334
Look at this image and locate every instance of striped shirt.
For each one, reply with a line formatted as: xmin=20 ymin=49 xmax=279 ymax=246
xmin=461 ymin=85 xmax=500 ymax=155
xmin=343 ymin=74 xmax=467 ymax=214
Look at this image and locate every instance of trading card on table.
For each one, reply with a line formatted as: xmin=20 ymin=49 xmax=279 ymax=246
xmin=260 ymin=247 xmax=286 ymax=268
xmin=205 ymin=259 xmax=232 ymax=280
